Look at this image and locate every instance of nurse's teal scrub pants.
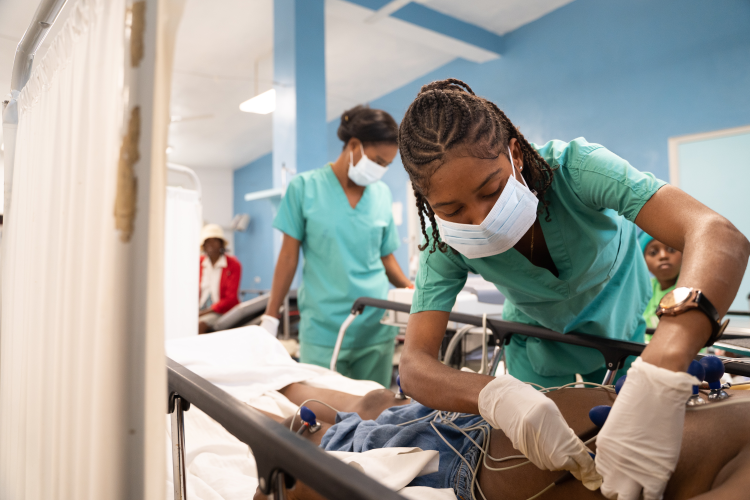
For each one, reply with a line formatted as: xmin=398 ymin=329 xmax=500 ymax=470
xmin=411 ymin=138 xmax=662 ymax=388
xmin=300 ymin=341 xmax=395 ymax=388
xmin=272 ymin=164 xmax=401 ymax=388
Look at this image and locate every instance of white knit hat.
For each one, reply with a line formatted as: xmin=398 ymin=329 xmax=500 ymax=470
xmin=200 ymin=223 xmax=229 ymax=247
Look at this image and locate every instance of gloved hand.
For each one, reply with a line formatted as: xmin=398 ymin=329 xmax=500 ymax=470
xmin=596 ymin=358 xmax=697 ymax=500
xmin=259 ymin=315 xmax=280 ymax=337
xmin=478 ymin=375 xmax=602 ymax=490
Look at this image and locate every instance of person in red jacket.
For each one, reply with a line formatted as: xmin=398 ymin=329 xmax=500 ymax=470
xmin=198 ymin=224 xmax=242 ymax=334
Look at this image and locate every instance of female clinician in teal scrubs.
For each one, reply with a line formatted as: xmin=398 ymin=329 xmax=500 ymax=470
xmin=261 ymin=105 xmax=412 ymax=387
xmin=396 ymin=79 xmax=749 ymax=499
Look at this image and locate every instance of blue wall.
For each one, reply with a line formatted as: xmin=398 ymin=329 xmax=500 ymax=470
xmin=237 ymin=0 xmax=750 ymax=290
xmin=233 ymin=153 xmax=275 ymax=292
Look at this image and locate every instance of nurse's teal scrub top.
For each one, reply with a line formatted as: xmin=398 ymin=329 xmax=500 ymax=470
xmin=412 ymin=138 xmax=666 ymax=380
xmin=273 ymin=164 xmax=400 ymax=349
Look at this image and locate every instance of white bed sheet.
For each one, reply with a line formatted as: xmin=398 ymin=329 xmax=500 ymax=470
xmin=165 ymin=327 xmax=457 ymax=500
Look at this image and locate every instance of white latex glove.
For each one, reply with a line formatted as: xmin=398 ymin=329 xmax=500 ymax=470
xmin=259 ymin=315 xmax=280 ymax=337
xmin=478 ymin=375 xmax=602 ymax=490
xmin=596 ymin=358 xmax=697 ymax=500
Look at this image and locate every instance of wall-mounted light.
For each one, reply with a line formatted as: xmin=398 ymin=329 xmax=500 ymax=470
xmin=239 ymin=89 xmax=275 ymax=115
xmin=166 ymin=145 xmax=174 ymax=155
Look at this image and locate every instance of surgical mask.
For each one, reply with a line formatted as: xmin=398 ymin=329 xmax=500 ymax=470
xmin=348 ymin=145 xmax=388 ymax=186
xmin=435 ymin=148 xmax=538 ymax=259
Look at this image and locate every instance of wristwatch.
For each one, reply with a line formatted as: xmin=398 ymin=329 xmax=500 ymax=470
xmin=656 ymin=287 xmax=729 ymax=347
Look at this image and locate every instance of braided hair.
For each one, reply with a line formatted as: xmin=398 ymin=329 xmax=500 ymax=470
xmin=398 ymin=78 xmax=556 ymax=253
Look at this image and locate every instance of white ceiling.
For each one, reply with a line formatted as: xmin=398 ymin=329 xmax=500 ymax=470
xmin=0 ymin=0 xmax=574 ymax=170
xmin=422 ymin=0 xmax=575 ymax=36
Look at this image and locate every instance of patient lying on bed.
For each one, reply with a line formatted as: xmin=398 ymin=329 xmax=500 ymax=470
xmin=253 ymin=383 xmax=750 ymax=500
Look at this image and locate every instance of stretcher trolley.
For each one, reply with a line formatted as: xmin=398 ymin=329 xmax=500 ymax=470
xmin=330 ymin=297 xmax=750 ymax=386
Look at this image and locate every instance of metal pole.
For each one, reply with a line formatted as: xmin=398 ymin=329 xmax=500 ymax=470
xmin=171 ymin=396 xmax=188 ymax=500
xmin=601 ymin=361 xmax=622 ymax=386
xmin=330 ymin=312 xmax=359 ymax=372
xmin=272 ymin=471 xmax=287 ymax=500
xmin=488 ymin=345 xmax=504 ymax=376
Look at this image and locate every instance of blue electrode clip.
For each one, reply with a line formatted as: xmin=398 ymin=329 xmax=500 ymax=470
xmin=701 ymin=355 xmax=730 ymax=401
xmin=297 ymin=406 xmax=322 ymax=434
xmin=395 ymin=374 xmax=409 ymax=400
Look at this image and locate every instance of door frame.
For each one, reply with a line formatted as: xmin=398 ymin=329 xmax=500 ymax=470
xmin=668 ymin=124 xmax=750 ymax=187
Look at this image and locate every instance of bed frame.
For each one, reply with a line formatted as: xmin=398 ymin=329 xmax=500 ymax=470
xmin=169 ymin=297 xmax=750 ymax=500
xmin=332 ymin=297 xmax=750 ymax=384
xmin=167 ymin=357 xmax=407 ymax=500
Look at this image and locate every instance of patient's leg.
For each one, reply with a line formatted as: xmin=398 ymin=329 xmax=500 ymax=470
xmin=279 ymin=383 xmax=410 ymax=423
xmin=247 ymin=384 xmax=409 ymax=448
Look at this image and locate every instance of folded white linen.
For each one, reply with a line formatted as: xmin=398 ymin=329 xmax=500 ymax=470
xmin=329 ymin=447 xmax=439 ymax=490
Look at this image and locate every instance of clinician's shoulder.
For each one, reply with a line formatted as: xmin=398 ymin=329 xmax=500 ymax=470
xmin=284 ymin=166 xmax=331 ymax=199
xmin=533 ymin=137 xmax=638 ymax=194
xmin=366 ymin=181 xmax=394 ymax=215
xmin=532 ymin=137 xmax=604 ymax=172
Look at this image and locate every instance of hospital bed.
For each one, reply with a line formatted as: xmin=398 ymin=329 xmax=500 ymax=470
xmin=167 ymin=300 xmax=750 ymax=500
xmin=167 ymin=357 xmax=405 ymax=500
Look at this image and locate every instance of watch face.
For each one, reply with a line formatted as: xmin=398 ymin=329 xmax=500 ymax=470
xmin=660 ymin=287 xmax=693 ymax=309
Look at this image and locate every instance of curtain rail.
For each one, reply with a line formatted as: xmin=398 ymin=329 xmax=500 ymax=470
xmin=167 ymin=357 xmax=406 ymax=500
xmin=10 ymin=0 xmax=70 ymax=97
xmin=3 ymin=0 xmax=70 ymax=218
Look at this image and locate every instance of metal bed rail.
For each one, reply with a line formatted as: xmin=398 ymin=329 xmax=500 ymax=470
xmin=330 ymin=297 xmax=750 ymax=382
xmin=167 ymin=357 xmax=406 ymax=500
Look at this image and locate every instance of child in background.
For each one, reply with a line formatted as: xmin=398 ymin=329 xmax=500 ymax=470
xmin=640 ymin=232 xmax=683 ymax=338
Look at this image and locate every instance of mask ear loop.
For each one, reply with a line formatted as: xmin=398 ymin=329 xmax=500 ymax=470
xmin=507 ymin=146 xmax=537 ymax=196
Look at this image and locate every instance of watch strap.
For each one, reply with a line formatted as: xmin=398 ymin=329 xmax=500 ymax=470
xmin=694 ymin=291 xmax=728 ymax=347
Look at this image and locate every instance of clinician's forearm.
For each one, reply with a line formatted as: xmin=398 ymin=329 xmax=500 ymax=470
xmin=643 ymin=219 xmax=749 ymax=371
xmin=265 ymin=249 xmax=299 ymax=318
xmin=399 ymin=348 xmax=493 ymax=414
xmin=381 ymin=254 xmax=412 ymax=288
xmin=637 ymin=187 xmax=750 ymax=371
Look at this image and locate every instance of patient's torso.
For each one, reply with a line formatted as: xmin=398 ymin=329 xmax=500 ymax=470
xmin=478 ymin=388 xmax=750 ymax=500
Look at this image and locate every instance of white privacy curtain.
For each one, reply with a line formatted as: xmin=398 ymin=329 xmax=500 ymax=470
xmin=165 ymin=186 xmax=202 ymax=340
xmin=0 ymin=0 xmax=183 ymax=498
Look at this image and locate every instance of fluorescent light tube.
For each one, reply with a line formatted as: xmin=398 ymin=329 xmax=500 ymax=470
xmin=240 ymin=89 xmax=276 ymax=114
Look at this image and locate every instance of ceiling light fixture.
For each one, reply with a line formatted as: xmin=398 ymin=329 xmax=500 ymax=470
xmin=239 ymin=89 xmax=275 ymax=114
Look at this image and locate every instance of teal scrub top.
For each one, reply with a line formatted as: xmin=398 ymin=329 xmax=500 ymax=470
xmin=274 ymin=164 xmax=400 ymax=349
xmin=412 ymin=138 xmax=666 ymax=378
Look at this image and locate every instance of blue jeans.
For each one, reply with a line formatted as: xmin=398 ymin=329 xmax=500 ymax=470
xmin=320 ymin=402 xmax=486 ymax=499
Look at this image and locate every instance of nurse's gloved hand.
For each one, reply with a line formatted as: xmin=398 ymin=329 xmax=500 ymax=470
xmin=596 ymin=358 xmax=697 ymax=500
xmin=259 ymin=315 xmax=280 ymax=337
xmin=478 ymin=375 xmax=602 ymax=490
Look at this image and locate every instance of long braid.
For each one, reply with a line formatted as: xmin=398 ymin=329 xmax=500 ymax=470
xmin=399 ymin=78 xmax=557 ymax=253
xmin=414 ymin=186 xmax=448 ymax=254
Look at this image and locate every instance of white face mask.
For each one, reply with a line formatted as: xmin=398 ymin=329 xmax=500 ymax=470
xmin=434 ymin=148 xmax=539 ymax=259
xmin=348 ymin=144 xmax=388 ymax=186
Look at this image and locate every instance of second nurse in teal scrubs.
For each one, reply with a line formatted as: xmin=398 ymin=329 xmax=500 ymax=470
xmin=396 ymin=79 xmax=749 ymax=499
xmin=260 ymin=105 xmax=412 ymax=388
